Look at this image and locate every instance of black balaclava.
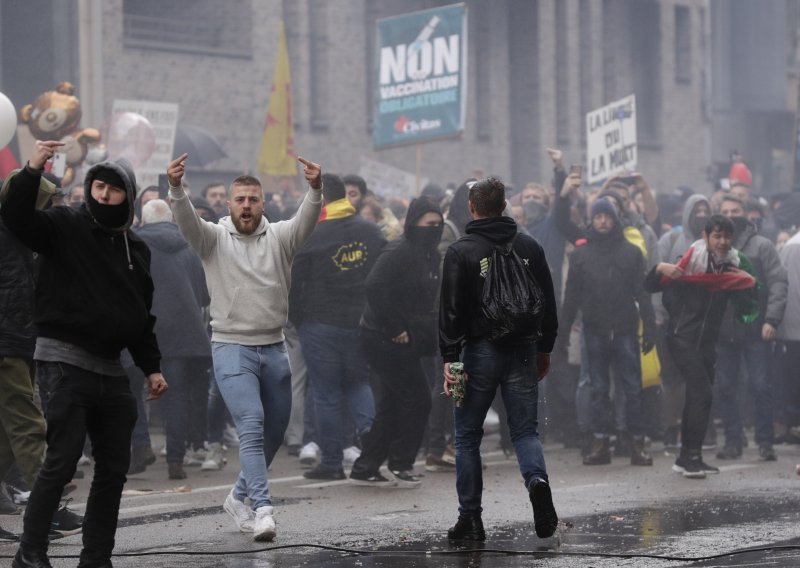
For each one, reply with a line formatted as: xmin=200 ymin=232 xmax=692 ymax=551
xmin=87 ymin=167 xmax=129 ymax=229
xmin=404 ymin=197 xmax=444 ymax=249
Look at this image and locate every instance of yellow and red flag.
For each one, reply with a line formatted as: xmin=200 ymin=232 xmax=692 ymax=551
xmin=257 ymin=23 xmax=297 ymax=176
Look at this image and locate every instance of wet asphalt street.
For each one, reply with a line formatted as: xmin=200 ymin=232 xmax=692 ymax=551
xmin=1 ymin=430 xmax=798 ymax=567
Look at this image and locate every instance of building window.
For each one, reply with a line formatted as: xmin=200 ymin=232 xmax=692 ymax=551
xmin=555 ymin=0 xmax=569 ymax=144
xmin=122 ymin=0 xmax=252 ymax=59
xmin=675 ymin=5 xmax=692 ymax=83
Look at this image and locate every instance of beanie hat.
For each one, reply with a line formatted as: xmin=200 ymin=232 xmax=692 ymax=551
xmin=92 ymin=167 xmax=126 ymax=190
xmin=590 ymin=196 xmax=618 ymax=222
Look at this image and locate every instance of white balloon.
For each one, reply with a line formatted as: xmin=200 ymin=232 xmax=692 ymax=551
xmin=0 ymin=92 xmax=17 ymax=149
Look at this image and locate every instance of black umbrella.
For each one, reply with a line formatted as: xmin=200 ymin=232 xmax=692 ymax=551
xmin=173 ymin=124 xmax=227 ymax=166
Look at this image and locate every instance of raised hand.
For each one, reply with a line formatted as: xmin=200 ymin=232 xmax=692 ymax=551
xmin=167 ymin=153 xmax=189 ymax=188
xmin=298 ymin=156 xmax=322 ymax=190
xmin=30 ymin=140 xmax=66 ymax=171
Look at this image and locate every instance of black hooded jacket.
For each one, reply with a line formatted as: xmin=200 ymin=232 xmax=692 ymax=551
xmin=0 ymin=163 xmax=161 ymax=375
xmin=439 ymin=215 xmax=558 ymax=363
xmin=560 ymin=211 xmax=656 ymax=338
xmin=360 ymin=198 xmax=442 ymax=356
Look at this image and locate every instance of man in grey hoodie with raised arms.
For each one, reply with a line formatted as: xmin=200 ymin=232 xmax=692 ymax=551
xmin=166 ymin=153 xmax=322 ymax=542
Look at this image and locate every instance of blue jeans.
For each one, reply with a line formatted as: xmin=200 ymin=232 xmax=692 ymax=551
xmin=584 ymin=330 xmax=644 ymax=436
xmin=299 ymin=323 xmax=374 ymax=469
xmin=715 ymin=335 xmax=774 ymax=446
xmin=162 ymin=357 xmax=211 ymax=463
xmin=455 ymin=339 xmax=547 ymax=519
xmin=212 ymin=342 xmax=292 ymax=509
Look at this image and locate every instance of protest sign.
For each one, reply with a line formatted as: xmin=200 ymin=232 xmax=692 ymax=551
xmin=586 ymin=94 xmax=637 ymax=185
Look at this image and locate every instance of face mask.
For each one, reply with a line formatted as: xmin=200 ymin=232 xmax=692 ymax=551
xmin=522 ymin=201 xmax=548 ymax=226
xmin=689 ymin=216 xmax=707 ymax=237
xmin=407 ymin=225 xmax=444 ymax=249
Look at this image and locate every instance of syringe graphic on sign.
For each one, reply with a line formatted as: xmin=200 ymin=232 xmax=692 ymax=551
xmin=407 ymin=15 xmax=441 ymax=80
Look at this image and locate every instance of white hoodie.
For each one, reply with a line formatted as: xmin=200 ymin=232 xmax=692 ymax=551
xmin=170 ymin=184 xmax=322 ymax=345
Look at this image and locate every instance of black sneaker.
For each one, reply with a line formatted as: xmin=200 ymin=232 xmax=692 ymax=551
xmin=759 ymin=445 xmax=777 ymax=462
xmin=447 ymin=516 xmax=485 ymax=541
xmin=672 ymin=456 xmax=707 ymax=479
xmin=529 ymin=479 xmax=558 ymax=538
xmin=49 ymin=500 xmax=83 ymax=538
xmin=0 ymin=526 xmax=18 ymax=541
xmin=389 ymin=469 xmax=422 ymax=488
xmin=349 ymin=470 xmax=397 ymax=488
xmin=303 ymin=466 xmax=346 ymax=480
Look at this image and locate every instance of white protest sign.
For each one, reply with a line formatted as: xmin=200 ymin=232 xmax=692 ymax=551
xmin=585 ymin=94 xmax=637 ymax=185
xmin=358 ymin=155 xmax=429 ymax=198
xmin=111 ymin=99 xmax=179 ymax=189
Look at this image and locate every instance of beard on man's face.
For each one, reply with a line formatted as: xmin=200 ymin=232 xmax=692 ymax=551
xmin=231 ymin=210 xmax=262 ymax=234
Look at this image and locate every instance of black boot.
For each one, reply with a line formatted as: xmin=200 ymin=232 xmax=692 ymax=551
xmin=12 ymin=548 xmax=53 ymax=568
xmin=447 ymin=516 xmax=485 ymax=541
xmin=630 ymin=436 xmax=653 ymax=466
xmin=582 ymin=436 xmax=611 ymax=465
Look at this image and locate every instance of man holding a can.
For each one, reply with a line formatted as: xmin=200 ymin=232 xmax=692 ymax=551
xmin=440 ymin=177 xmax=559 ymax=542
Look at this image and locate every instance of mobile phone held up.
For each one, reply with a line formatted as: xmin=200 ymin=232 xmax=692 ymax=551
xmin=569 ymin=164 xmax=582 ymax=177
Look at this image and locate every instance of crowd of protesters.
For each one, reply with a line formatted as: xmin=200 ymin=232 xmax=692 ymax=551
xmin=1 ymin=139 xmax=799 ymax=563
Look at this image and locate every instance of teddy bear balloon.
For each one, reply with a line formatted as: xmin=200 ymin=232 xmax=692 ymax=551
xmin=19 ymin=82 xmax=101 ymax=186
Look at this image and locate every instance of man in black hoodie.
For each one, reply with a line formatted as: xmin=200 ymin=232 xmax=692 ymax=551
xmin=1 ymin=140 xmax=168 ymax=568
xmin=350 ymin=197 xmax=443 ymax=488
xmin=290 ymin=174 xmax=385 ymax=480
xmin=440 ymin=177 xmax=558 ymax=542
xmin=561 ymin=197 xmax=657 ymax=467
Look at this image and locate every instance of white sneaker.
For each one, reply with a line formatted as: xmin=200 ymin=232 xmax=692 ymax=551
xmin=253 ymin=506 xmax=276 ymax=541
xmin=223 ymin=489 xmax=254 ymax=533
xmin=201 ymin=442 xmax=227 ymax=471
xmin=342 ymin=446 xmax=361 ymax=467
xmin=298 ymin=442 xmax=320 ymax=468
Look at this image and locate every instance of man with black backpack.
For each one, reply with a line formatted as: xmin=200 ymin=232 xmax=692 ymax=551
xmin=440 ymin=177 xmax=558 ymax=542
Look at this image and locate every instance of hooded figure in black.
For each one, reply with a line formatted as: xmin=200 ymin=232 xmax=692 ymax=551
xmin=350 ymin=198 xmax=444 ymax=487
xmin=0 ymin=140 xmax=168 ymax=568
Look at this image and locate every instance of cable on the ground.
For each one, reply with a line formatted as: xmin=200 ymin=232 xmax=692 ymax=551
xmin=1 ymin=542 xmax=799 ymax=562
